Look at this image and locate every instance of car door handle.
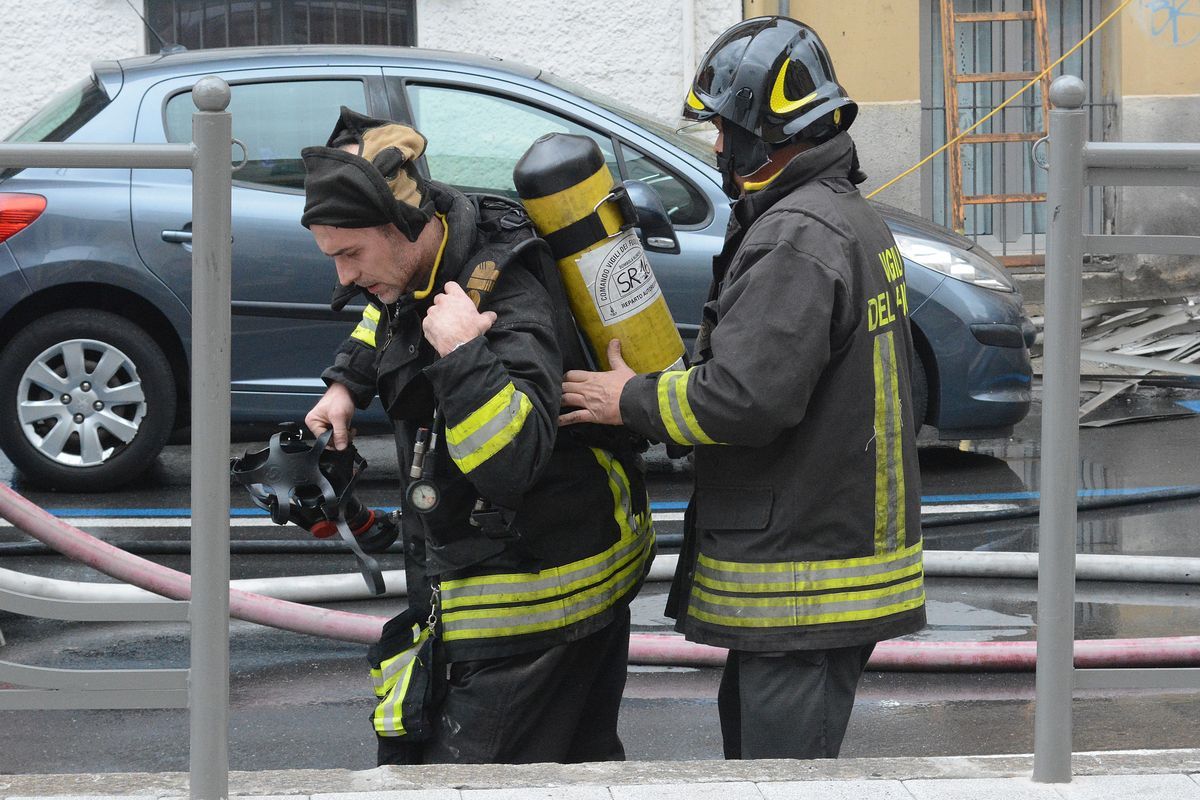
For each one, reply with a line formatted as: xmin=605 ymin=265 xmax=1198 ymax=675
xmin=162 ymin=230 xmax=193 ymax=244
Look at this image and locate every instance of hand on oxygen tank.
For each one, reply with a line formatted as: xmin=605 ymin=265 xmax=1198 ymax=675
xmin=560 ymin=339 xmax=635 ymax=427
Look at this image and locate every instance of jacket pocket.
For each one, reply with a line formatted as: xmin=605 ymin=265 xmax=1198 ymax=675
xmin=695 ymin=486 xmax=773 ymax=531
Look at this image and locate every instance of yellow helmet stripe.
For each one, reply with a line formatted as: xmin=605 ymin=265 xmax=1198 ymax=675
xmin=686 ymin=88 xmax=707 ymax=111
xmin=769 ymin=61 xmax=819 ymax=115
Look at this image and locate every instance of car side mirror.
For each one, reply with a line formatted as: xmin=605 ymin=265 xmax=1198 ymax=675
xmin=622 ymin=179 xmax=680 ymax=255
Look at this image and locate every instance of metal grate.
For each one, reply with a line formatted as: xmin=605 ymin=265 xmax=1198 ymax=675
xmin=145 ymin=0 xmax=416 ymax=52
xmin=923 ymin=0 xmax=1115 ymax=267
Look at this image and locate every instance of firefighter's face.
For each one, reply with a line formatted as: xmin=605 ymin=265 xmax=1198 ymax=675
xmin=310 ymin=218 xmax=441 ymax=305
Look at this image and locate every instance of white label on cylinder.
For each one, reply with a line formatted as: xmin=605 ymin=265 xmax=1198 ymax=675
xmin=575 ymin=230 xmax=663 ymax=325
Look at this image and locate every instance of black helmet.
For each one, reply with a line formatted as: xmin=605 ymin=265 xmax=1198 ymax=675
xmin=685 ymin=16 xmax=857 ymax=147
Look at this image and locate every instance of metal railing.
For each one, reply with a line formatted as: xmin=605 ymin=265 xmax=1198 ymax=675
xmin=0 ymin=78 xmax=233 ymax=800
xmin=1034 ymin=74 xmax=1200 ymax=783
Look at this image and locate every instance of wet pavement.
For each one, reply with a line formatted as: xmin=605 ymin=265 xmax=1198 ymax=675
xmin=3 ymin=392 xmax=1200 ymax=773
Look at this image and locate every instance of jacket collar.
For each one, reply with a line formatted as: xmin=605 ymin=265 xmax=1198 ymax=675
xmin=733 ymin=132 xmax=860 ymax=227
xmin=392 ymin=181 xmax=480 ymax=317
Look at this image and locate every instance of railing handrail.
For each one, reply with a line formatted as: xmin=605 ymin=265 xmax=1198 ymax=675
xmin=0 ymin=142 xmax=194 ymax=170
xmin=0 ymin=76 xmax=233 ymax=800
xmin=1034 ymin=74 xmax=1200 ymax=785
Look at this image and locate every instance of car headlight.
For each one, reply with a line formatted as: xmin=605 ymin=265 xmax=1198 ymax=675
xmin=894 ymin=233 xmax=1015 ymax=293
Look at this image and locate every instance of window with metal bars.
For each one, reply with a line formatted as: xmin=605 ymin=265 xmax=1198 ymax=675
xmin=144 ymin=0 xmax=416 ymax=52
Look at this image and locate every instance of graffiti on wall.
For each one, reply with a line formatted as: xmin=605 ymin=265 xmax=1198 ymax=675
xmin=1139 ymin=0 xmax=1200 ymax=46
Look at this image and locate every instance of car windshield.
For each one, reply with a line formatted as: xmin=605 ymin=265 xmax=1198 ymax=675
xmin=539 ymin=71 xmax=718 ymax=169
xmin=5 ymin=75 xmax=110 ymax=143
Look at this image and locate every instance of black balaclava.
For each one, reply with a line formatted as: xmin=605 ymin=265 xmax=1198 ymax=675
xmin=301 ymin=107 xmax=435 ymax=242
xmin=717 ymin=119 xmax=772 ymax=200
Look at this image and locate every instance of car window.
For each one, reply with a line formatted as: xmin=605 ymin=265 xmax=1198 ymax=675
xmin=406 ymin=84 xmax=618 ymax=199
xmin=4 ymin=75 xmax=111 ymax=144
xmin=165 ymin=79 xmax=369 ymax=190
xmin=620 ymin=144 xmax=709 ymax=227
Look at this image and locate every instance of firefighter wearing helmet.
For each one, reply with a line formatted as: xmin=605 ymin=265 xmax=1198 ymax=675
xmin=562 ymin=16 xmax=926 ymax=760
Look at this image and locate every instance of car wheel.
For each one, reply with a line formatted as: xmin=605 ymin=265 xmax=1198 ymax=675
xmin=910 ymin=351 xmax=930 ymax=434
xmin=0 ymin=310 xmax=177 ymax=492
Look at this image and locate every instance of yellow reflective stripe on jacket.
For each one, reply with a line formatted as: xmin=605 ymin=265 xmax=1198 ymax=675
xmin=438 ymin=448 xmax=653 ymax=642
xmin=694 ymin=541 xmax=923 ymax=594
xmin=350 ymin=304 xmax=381 ymax=347
xmin=370 ymin=621 xmax=427 ymax=736
xmin=873 ymin=330 xmax=905 ymax=553
xmin=688 ymin=541 xmax=924 ymax=628
xmin=656 ymin=369 xmax=720 ymax=446
xmin=439 ymin=547 xmax=649 ymax=640
xmin=445 ymin=381 xmax=533 ymax=474
xmin=688 ymin=577 xmax=925 ymax=628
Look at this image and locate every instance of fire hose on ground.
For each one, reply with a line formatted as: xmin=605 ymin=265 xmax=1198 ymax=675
xmin=5 ymin=482 xmax=1200 ymax=672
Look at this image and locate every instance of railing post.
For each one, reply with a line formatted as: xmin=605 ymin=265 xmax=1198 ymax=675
xmin=188 ymin=77 xmax=233 ymax=800
xmin=1032 ymin=74 xmax=1088 ymax=784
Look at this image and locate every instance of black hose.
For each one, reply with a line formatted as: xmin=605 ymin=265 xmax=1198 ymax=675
xmin=6 ymin=486 xmax=1199 ymax=557
xmin=921 ymin=485 xmax=1200 ymax=528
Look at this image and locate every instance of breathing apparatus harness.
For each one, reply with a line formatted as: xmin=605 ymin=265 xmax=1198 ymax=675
xmin=230 ymin=427 xmax=398 ymax=595
xmin=404 ymin=194 xmax=554 ymax=538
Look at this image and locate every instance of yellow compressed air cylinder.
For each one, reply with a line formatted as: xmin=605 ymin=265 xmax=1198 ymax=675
xmin=513 ymin=133 xmax=686 ymax=373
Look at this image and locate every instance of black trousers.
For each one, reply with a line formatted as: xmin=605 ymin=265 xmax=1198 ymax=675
xmin=384 ymin=607 xmax=631 ymax=765
xmin=717 ymin=643 xmax=875 ymax=760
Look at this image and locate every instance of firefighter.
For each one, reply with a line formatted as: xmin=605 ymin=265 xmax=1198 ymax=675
xmin=561 ymin=17 xmax=926 ymax=760
xmin=300 ymin=108 xmax=654 ymax=764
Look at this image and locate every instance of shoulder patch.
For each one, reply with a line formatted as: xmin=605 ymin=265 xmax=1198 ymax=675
xmin=465 ymin=259 xmax=501 ymax=306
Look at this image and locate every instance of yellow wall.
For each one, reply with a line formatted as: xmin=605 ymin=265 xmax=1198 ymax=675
xmin=1120 ymin=4 xmax=1200 ymax=95
xmin=742 ymin=0 xmax=921 ymax=102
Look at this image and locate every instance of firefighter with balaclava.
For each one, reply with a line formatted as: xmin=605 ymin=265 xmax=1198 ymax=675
xmin=561 ymin=16 xmax=926 ymax=760
xmin=301 ymin=108 xmax=654 ymax=765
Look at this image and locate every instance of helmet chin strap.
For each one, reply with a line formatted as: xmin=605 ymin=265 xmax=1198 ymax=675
xmin=717 ymin=122 xmax=775 ymax=199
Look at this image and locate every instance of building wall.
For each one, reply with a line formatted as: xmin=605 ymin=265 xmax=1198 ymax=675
xmin=2 ymin=1 xmax=739 ymax=139
xmin=416 ymin=0 xmax=740 ymax=125
xmin=743 ymin=0 xmax=924 ymax=213
xmin=1122 ymin=3 xmax=1200 ymax=95
xmin=1114 ymin=3 xmax=1200 ymax=294
xmin=0 ymin=0 xmax=143 ymax=137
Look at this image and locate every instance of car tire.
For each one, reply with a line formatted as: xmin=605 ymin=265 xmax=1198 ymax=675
xmin=910 ymin=351 xmax=930 ymax=434
xmin=0 ymin=310 xmax=177 ymax=492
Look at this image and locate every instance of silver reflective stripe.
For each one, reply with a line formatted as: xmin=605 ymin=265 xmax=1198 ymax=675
xmin=440 ymin=549 xmax=648 ymax=638
xmin=440 ymin=531 xmax=649 ymax=608
xmin=689 ymin=581 xmax=926 ymax=625
xmin=695 ymin=546 xmax=923 ymax=591
xmin=351 ymin=306 xmax=380 ymax=346
xmin=664 ymin=372 xmax=702 ymax=444
xmin=878 ymin=332 xmax=901 ymax=552
xmin=597 ymin=446 xmax=637 ymax=539
xmin=445 ymin=387 xmax=528 ymax=465
xmin=370 ymin=634 xmax=422 ymax=697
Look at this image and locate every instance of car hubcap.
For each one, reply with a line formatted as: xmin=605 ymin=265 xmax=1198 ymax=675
xmin=17 ymin=339 xmax=147 ymax=468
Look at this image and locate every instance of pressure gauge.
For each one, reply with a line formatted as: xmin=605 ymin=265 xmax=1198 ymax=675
xmin=406 ymin=478 xmax=440 ymax=514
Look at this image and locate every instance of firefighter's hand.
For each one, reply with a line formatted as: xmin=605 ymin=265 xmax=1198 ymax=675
xmin=423 ymin=281 xmax=498 ymax=357
xmin=560 ymin=340 xmax=634 ymax=426
xmin=305 ymin=382 xmax=356 ymax=450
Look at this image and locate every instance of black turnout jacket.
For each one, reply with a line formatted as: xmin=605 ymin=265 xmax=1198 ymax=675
xmin=620 ymin=134 xmax=926 ymax=651
xmin=324 ymin=182 xmax=654 ymax=662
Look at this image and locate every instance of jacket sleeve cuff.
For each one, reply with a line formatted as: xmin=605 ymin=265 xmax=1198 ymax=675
xmin=321 ymin=359 xmax=377 ymax=410
xmin=619 ymin=373 xmax=667 ymax=442
xmin=422 ymin=336 xmax=493 ymax=412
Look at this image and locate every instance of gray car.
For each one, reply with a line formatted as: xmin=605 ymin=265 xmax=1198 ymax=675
xmin=0 ymin=46 xmax=1033 ymax=491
